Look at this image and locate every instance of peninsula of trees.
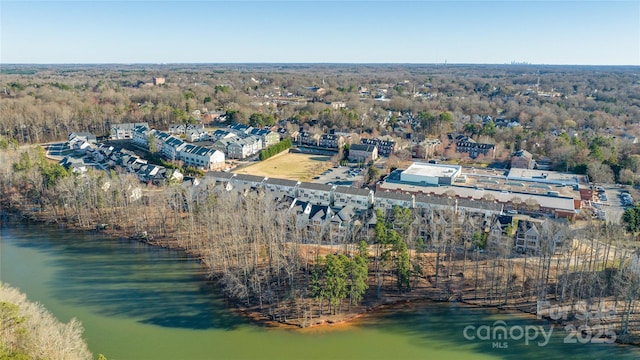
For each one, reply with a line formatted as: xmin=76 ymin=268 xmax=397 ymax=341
xmin=0 ymin=283 xmax=93 ymax=360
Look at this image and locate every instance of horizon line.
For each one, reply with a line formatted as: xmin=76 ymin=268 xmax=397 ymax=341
xmin=2 ymin=62 xmax=639 ymax=67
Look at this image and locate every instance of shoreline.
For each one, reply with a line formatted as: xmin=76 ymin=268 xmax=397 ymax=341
xmin=2 ymin=212 xmax=639 ymax=346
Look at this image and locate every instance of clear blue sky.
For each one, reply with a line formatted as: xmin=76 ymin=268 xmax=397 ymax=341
xmin=1 ymin=1 xmax=639 ymax=65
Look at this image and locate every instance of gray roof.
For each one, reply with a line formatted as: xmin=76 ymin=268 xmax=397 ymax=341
xmin=156 ymin=131 xmax=171 ymax=141
xmin=362 ymin=138 xmax=395 ymax=146
xmin=332 ymin=206 xmax=355 ymax=223
xmin=350 ymin=144 xmax=377 ymax=152
xmin=456 ymin=141 xmax=495 ymax=149
xmin=233 ymin=174 xmax=266 ymax=183
xmin=298 ymin=182 xmax=334 ymax=192
xmin=334 ymin=186 xmax=372 ymax=197
xmin=206 ymin=171 xmax=234 ymax=180
xmin=112 ymin=122 xmax=148 ymax=130
xmin=376 ymin=191 xmax=414 ymax=202
xmin=182 ymin=144 xmax=217 ymax=156
xmin=165 ymin=136 xmax=185 ymax=147
xmin=264 ymin=178 xmax=300 ymax=187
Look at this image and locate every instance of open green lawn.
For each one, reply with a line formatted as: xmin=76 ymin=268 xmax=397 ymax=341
xmin=234 ymin=152 xmax=332 ymax=181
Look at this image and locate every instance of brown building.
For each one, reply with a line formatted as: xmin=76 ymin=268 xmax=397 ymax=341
xmin=511 ymin=150 xmax=534 ymax=169
xmin=349 ymin=144 xmax=378 ymax=163
xmin=455 ymin=140 xmax=495 ymax=159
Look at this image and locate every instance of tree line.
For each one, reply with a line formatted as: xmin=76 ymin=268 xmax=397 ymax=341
xmin=258 ymin=138 xmax=292 ymax=161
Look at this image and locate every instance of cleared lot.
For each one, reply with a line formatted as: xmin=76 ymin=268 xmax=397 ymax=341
xmin=234 ymin=152 xmax=332 ymax=181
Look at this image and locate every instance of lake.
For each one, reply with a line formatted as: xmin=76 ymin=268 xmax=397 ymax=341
xmin=1 ymin=224 xmax=639 ymax=360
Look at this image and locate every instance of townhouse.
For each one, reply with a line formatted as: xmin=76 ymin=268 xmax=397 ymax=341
xmin=249 ymin=128 xmax=280 ymax=148
xmin=110 ymin=122 xmax=149 ymax=140
xmin=263 ymin=177 xmax=300 ymax=198
xmin=211 ymin=129 xmax=238 ymax=142
xmin=374 ymin=191 xmax=414 ymax=210
xmin=161 ymin=136 xmax=186 ymax=160
xmin=132 ymin=126 xmax=155 ymax=147
xmin=333 ymin=186 xmax=373 ymax=210
xmin=319 ymin=134 xmax=344 ymax=149
xmin=348 ymin=144 xmax=378 ymax=163
xmin=297 ymin=182 xmax=335 ymax=206
xmin=361 ymin=138 xmax=396 ymax=157
xmin=515 ymin=220 xmax=542 ymax=254
xmin=455 ymin=140 xmax=495 ymax=159
xmin=186 ymin=127 xmax=209 ymax=142
xmin=227 ymin=136 xmax=262 ymax=159
xmin=180 ymin=144 xmax=225 ymax=170
xmin=231 ymin=174 xmax=266 ymax=192
xmin=228 ymin=123 xmax=253 ymax=136
xmin=487 ymin=215 xmax=515 ymax=249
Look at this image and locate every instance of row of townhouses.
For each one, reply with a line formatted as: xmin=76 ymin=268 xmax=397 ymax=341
xmin=168 ymin=124 xmax=210 ymax=142
xmin=112 ymin=122 xmax=280 ymax=161
xmin=131 ymin=126 xmax=225 ymax=170
xmin=201 ymin=171 xmax=567 ymax=253
xmin=192 ymin=173 xmax=370 ymax=242
xmin=209 ymin=124 xmax=279 ymax=159
xmin=360 ymin=138 xmax=396 ymax=157
xmin=294 ymin=131 xmax=346 ymax=149
xmin=61 ymin=139 xmax=183 ymax=185
xmin=294 ymin=131 xmax=397 ymax=158
xmin=447 ymin=133 xmax=496 ymax=159
xmin=206 ymin=171 xmax=507 ymax=218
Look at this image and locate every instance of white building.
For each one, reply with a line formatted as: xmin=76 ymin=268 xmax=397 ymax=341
xmin=374 ymin=191 xmax=414 ymax=210
xmin=161 ymin=136 xmax=186 ymax=160
xmin=186 ymin=127 xmax=210 ymax=142
xmin=400 ymin=162 xmax=462 ymax=186
xmin=227 ymin=136 xmax=262 ymax=159
xmin=333 ymin=186 xmax=373 ymax=210
xmin=110 ymin=122 xmax=149 ymax=140
xmin=179 ymin=144 xmax=225 ymax=170
xmin=297 ymin=182 xmax=335 ymax=206
xmin=263 ymin=178 xmax=300 ymax=198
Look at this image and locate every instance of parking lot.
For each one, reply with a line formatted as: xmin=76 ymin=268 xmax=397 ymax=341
xmin=313 ymin=165 xmax=366 ymax=186
xmin=593 ymin=185 xmax=635 ymax=223
xmin=594 ymin=186 xmax=634 ymax=207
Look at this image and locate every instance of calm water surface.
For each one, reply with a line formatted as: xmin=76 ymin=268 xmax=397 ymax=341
xmin=1 ymin=224 xmax=639 ymax=360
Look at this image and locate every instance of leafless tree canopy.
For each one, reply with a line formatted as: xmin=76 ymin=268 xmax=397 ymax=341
xmin=0 ymin=283 xmax=92 ymax=360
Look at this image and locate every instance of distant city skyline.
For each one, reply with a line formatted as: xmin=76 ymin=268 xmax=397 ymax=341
xmin=1 ymin=1 xmax=639 ymax=65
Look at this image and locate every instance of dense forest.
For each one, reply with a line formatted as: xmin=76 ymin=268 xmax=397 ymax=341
xmin=2 ymin=64 xmax=640 ymax=182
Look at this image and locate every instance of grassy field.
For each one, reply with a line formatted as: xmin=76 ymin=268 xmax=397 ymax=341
xmin=234 ymin=152 xmax=333 ymax=181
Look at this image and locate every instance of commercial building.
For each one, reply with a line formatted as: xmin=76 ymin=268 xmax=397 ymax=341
xmin=400 ymin=162 xmax=462 ymax=186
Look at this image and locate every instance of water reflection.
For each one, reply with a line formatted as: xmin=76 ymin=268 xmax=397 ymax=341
xmin=356 ymin=301 xmax=640 ymax=359
xmin=4 ymin=224 xmax=244 ymax=330
xmin=3 ymin=224 xmax=640 ymax=360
